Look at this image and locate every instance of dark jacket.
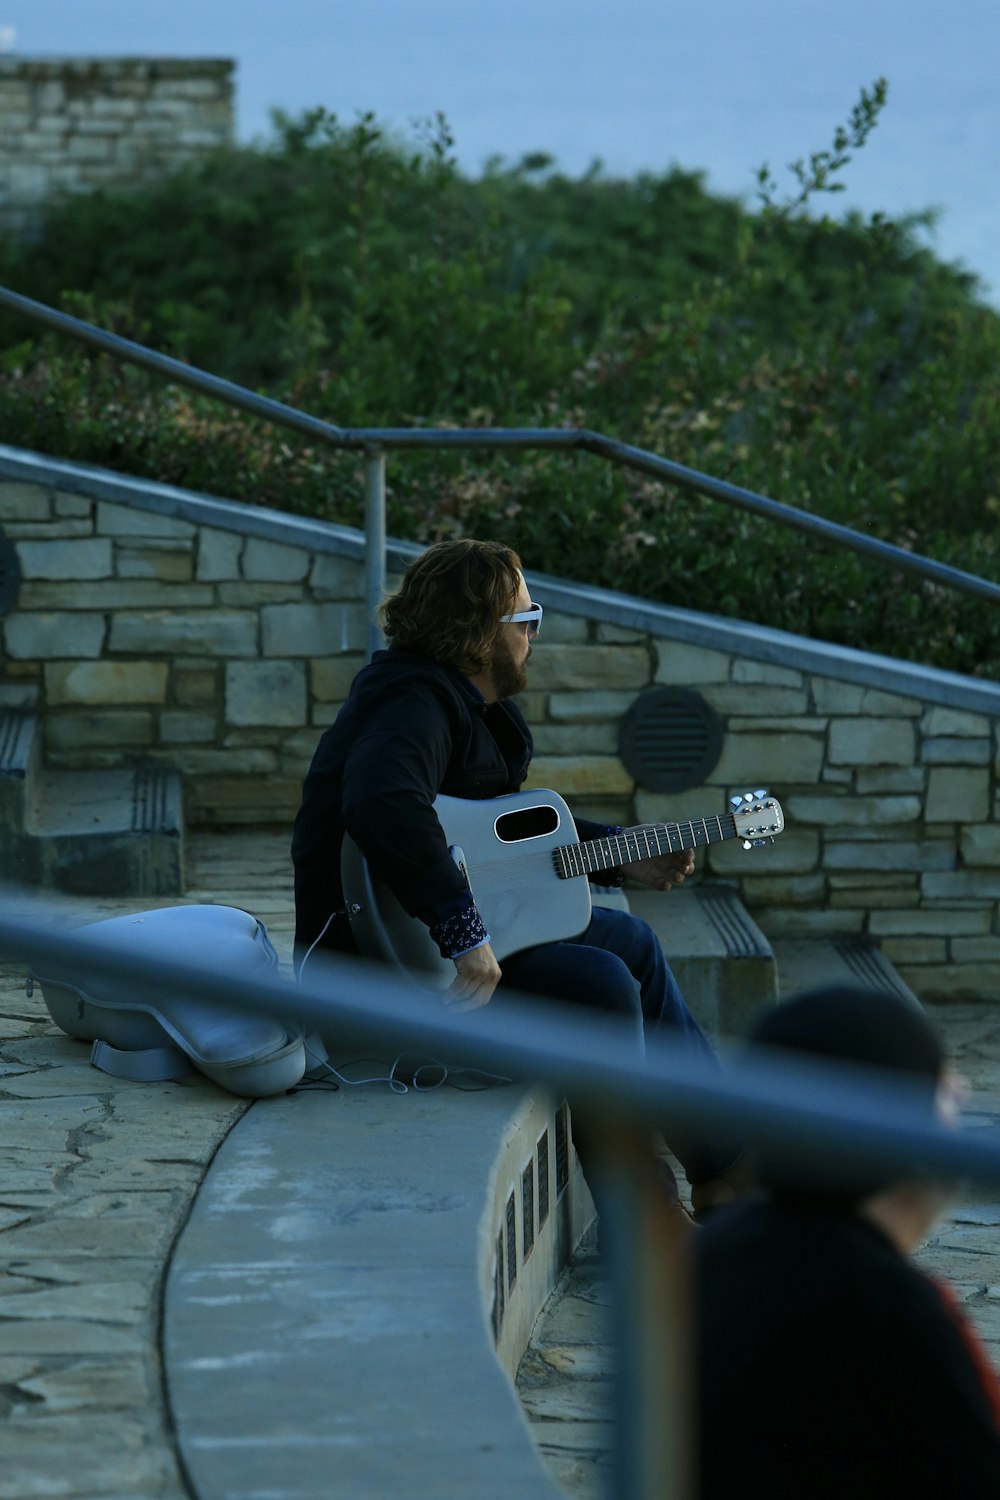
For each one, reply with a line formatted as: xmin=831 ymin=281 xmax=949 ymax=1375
xmin=696 ymin=1199 xmax=1000 ymax=1499
xmin=292 ymin=648 xmax=542 ymax=957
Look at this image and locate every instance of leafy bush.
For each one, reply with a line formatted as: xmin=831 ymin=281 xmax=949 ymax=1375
xmin=0 ymin=90 xmax=997 ymax=675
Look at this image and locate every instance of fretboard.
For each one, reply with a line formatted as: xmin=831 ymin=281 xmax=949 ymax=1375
xmin=552 ymin=814 xmax=738 ymax=881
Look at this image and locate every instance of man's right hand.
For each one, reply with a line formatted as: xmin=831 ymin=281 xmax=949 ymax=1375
xmin=446 ymin=942 xmax=501 ymax=1010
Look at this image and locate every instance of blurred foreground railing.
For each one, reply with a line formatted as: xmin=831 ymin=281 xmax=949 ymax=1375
xmin=1 ymin=284 xmax=998 ymax=661
xmin=3 ymin=904 xmax=1000 ymax=1500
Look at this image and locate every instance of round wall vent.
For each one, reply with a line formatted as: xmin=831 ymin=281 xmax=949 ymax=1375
xmin=0 ymin=534 xmax=21 ymax=618
xmin=618 ymin=686 xmax=724 ymax=793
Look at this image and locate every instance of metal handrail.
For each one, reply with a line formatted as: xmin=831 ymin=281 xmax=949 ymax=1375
xmin=1 ymin=283 xmax=997 ymax=644
xmin=5 ymin=904 xmax=1000 ymax=1500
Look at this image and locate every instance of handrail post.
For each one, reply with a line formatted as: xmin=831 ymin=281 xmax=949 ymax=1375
xmin=364 ymin=444 xmax=386 ymax=660
xmin=598 ymin=1123 xmax=694 ymax=1500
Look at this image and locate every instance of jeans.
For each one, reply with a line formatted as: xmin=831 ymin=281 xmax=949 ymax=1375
xmin=500 ymin=904 xmax=739 ymax=1187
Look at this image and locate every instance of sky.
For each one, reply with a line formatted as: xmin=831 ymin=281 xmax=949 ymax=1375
xmin=5 ymin=1 xmax=1000 ymax=301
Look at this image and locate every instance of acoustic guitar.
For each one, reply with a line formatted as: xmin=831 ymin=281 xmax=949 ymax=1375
xmin=341 ymin=787 xmax=784 ymax=987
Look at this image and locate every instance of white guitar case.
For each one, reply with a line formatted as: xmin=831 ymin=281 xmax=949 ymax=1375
xmin=35 ymin=904 xmax=325 ymax=1098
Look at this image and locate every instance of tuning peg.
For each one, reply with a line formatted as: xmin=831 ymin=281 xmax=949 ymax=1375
xmin=729 ymin=795 xmax=744 ymax=809
xmin=754 ymin=788 xmax=767 ymax=799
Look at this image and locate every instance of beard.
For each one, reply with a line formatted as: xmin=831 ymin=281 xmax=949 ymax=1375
xmin=490 ymin=635 xmax=530 ymax=700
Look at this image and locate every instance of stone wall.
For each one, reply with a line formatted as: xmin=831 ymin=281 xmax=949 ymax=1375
xmin=1 ymin=444 xmax=998 ymax=1003
xmin=0 ymin=57 xmax=234 ymax=235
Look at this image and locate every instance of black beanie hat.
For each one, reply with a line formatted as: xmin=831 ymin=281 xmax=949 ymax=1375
xmin=748 ymin=984 xmax=945 ymax=1209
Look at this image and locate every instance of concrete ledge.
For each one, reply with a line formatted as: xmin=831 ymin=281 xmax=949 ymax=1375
xmin=164 ymin=1081 xmax=593 ymax=1500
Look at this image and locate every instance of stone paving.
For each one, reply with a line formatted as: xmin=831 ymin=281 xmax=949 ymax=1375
xmin=0 ymin=830 xmax=295 ymax=1500
xmin=3 ymin=826 xmax=1000 ymax=1500
xmin=515 ymin=1001 xmax=1000 ymax=1500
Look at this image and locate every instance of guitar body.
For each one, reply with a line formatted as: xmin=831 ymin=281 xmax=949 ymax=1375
xmin=341 ymin=789 xmax=593 ymax=988
xmin=341 ymin=785 xmax=784 ymax=989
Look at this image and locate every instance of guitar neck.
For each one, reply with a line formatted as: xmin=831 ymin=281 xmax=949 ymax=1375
xmin=553 ymin=813 xmax=738 ymax=881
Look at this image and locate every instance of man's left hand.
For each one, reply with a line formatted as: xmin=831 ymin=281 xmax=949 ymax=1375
xmin=626 ymin=849 xmax=695 ymax=892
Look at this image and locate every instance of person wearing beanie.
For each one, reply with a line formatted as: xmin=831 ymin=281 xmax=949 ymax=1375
xmin=694 ymin=985 xmax=1000 ymax=1499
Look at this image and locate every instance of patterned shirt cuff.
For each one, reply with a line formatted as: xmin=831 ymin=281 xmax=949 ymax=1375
xmin=428 ymin=898 xmax=491 ymax=959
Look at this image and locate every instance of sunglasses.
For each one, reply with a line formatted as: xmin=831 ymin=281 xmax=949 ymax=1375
xmin=500 ymin=603 xmax=543 ymax=637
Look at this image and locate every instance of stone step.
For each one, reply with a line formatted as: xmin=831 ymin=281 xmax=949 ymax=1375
xmin=771 ymin=933 xmax=922 ymax=1009
xmin=0 ymin=707 xmax=40 ymax=834
xmin=623 ymin=882 xmax=778 ymax=1037
xmin=0 ymin=708 xmax=184 ymax=896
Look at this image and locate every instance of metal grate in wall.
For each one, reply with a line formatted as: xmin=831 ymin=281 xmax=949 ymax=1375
xmin=522 ymin=1162 xmax=535 ymax=1262
xmin=537 ymin=1129 xmax=550 ymax=1228
xmin=618 ymin=685 xmax=723 ymax=793
xmin=506 ymin=1192 xmax=518 ymax=1293
xmin=555 ymin=1102 xmax=569 ymax=1196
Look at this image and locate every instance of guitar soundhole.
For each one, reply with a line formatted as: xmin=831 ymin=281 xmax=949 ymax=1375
xmin=494 ymin=803 xmax=560 ymax=843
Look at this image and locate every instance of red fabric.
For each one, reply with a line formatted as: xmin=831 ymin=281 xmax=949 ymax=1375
xmin=932 ymin=1277 xmax=1000 ymax=1432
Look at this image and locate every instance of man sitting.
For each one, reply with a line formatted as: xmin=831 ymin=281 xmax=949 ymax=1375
xmin=291 ymin=537 xmax=743 ymax=1218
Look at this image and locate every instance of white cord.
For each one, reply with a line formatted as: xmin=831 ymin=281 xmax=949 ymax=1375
xmin=298 ymin=909 xmax=340 ymax=977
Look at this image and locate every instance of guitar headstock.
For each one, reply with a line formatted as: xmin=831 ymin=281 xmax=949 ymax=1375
xmin=729 ymin=789 xmax=784 ymax=849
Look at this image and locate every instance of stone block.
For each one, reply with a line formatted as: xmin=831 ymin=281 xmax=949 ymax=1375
xmin=44 ymin=661 xmax=168 ymax=706
xmin=0 ymin=482 xmax=50 ymax=521
xmin=261 ymin=602 xmax=366 ymax=657
xmin=855 ymin=768 xmax=927 ymax=794
xmin=821 ymin=765 xmax=854 ymax=784
xmin=703 ymin=685 xmax=810 ymax=716
xmin=116 ymin=543 xmax=193 ymax=583
xmin=196 ymin=527 xmax=243 ymax=581
xmin=952 ymin=937 xmax=1000 ymax=962
xmin=310 ymin=656 xmax=364 ymax=702
xmin=527 ymin=645 xmax=649 ymax=692
xmin=45 ymin=711 xmax=154 ymax=751
xmin=15 ymin=538 xmax=112 ymax=580
xmin=547 ymin=690 xmax=640 ymax=724
xmin=172 ymin=668 xmax=219 ymax=707
xmin=710 ymin=732 xmax=824 ymax=787
xmin=827 ymin=718 xmax=915 ymax=767
xmin=169 ymin=747 xmax=278 ymax=775
xmin=595 ymin=621 xmax=645 ymax=644
xmin=870 ymin=908 xmax=992 ymax=937
xmin=20 ymin=581 xmax=215 ymax=610
xmin=961 ymin=826 xmax=1000 ymax=867
xmin=921 ymin=738 xmax=991 ymax=766
xmin=159 ymin=711 xmax=216 ymax=744
xmin=785 ymin=793 xmax=922 ymax=827
xmin=187 ymin=775 xmax=301 ymax=826
xmin=921 ymin=870 xmax=1000 ymax=901
xmin=523 ymin=755 xmax=634 ymax=796
xmin=3 ymin=612 xmax=106 ymax=659
xmin=881 ymin=938 xmax=948 ymax=964
xmin=634 ymin=789 xmax=735 ymax=827
xmin=529 ymin=723 xmax=618 ymax=755
xmin=895 ymin=964 xmax=1000 ymax=1002
xmin=39 ymin=491 xmax=90 ymax=523
xmin=730 ymin=716 xmax=828 ymax=733
xmin=654 ymin=641 xmax=731 ymax=685
xmin=3 ymin=520 xmax=93 ymax=540
xmin=242 ymin=537 xmax=311 ymax=582
xmin=706 ymin=829 xmax=819 ymax=877
xmin=220 ymin=584 xmax=306 ymax=608
xmin=732 ymin=659 xmax=805 ymax=688
xmin=830 ymin=885 xmax=920 ymax=908
xmin=812 ymin=679 xmax=865 ymax=713
xmin=824 ymin=838 xmax=955 ymax=872
xmin=0 ymin=681 xmax=38 ymax=706
xmin=925 ymin=767 xmax=990 ymax=823
xmin=858 ymin=688 xmax=923 ymax=716
xmin=738 ymin=873 xmax=827 ymax=905
xmin=922 ymin=707 xmax=992 ymax=737
xmin=750 ymin=906 xmax=866 ymax=935
xmin=96 ymin=502 xmax=194 ymax=540
xmin=308 ymin=553 xmax=365 ymax=600
xmin=225 ymin=660 xmax=307 ymax=727
xmin=108 ymin=610 xmax=257 ymax=657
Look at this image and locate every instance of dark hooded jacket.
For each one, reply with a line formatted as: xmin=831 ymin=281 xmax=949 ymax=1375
xmin=292 ymin=648 xmax=610 ymax=959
